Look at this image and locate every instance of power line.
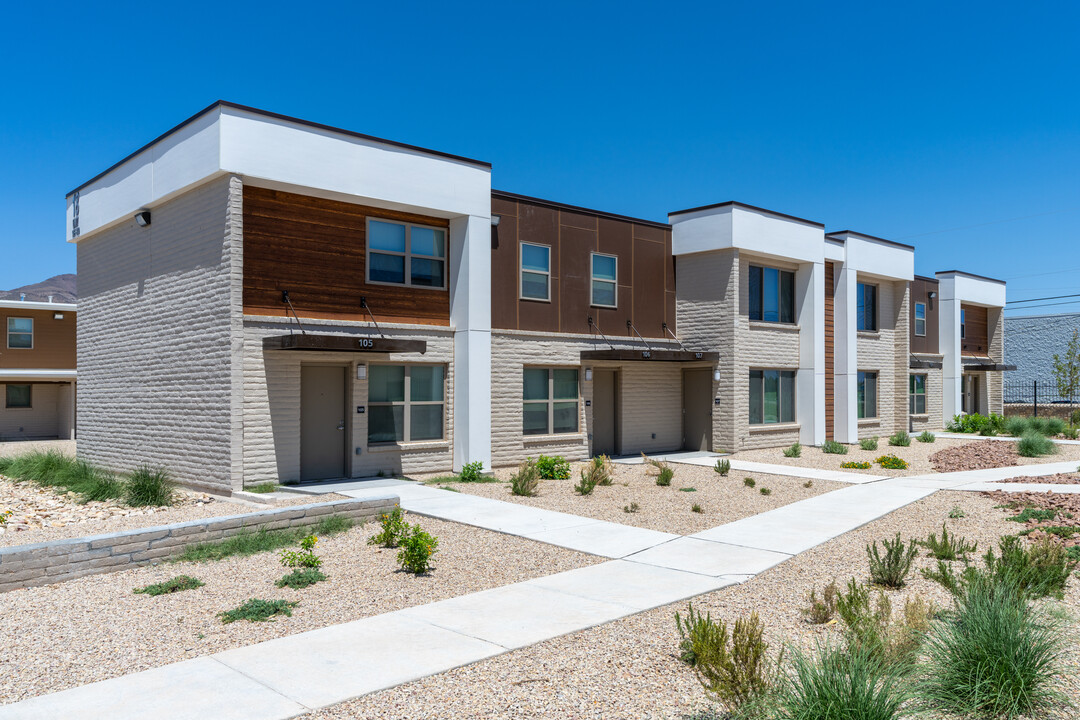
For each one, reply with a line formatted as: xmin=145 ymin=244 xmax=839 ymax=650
xmin=894 ymin=207 xmax=1080 ymax=240
xmin=1007 ymin=292 xmax=1080 ymax=305
xmin=1005 ymin=266 xmax=1080 ymax=281
xmin=1004 ymin=299 xmax=1080 ymax=311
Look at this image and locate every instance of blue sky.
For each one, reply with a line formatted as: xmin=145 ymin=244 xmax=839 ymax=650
xmin=2 ymin=1 xmax=1077 ymax=314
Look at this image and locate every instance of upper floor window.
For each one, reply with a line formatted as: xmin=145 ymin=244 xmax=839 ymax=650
xmin=749 ymin=369 xmax=795 ymax=424
xmin=591 ymin=253 xmax=617 ymax=308
xmin=5 ymin=384 xmax=31 ymax=409
xmin=367 ymin=219 xmax=446 ymax=289
xmin=857 ymin=283 xmax=877 ymax=331
xmin=523 ymin=367 xmax=579 ymax=435
xmin=520 ymin=243 xmax=551 ymax=301
xmin=858 ymin=371 xmax=878 ymax=418
xmin=960 ymin=309 xmax=966 ymax=339
xmin=749 ymin=266 xmax=795 ymax=323
xmin=914 ymin=302 xmax=926 ymax=336
xmin=6 ymin=318 xmax=32 ymax=349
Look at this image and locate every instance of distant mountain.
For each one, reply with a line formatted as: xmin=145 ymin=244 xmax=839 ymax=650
xmin=0 ymin=274 xmax=77 ymax=303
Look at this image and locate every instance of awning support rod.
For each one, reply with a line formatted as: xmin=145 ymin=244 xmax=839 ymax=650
xmin=360 ymin=297 xmax=386 ymax=339
xmin=627 ymin=320 xmax=654 ymax=352
xmin=662 ymin=322 xmax=686 ymax=351
xmin=281 ymin=290 xmax=307 ymax=335
xmin=587 ymin=316 xmax=616 ymax=350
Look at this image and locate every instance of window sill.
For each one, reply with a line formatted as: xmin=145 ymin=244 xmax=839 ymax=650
xmin=858 ymin=418 xmax=880 ymax=425
xmin=749 ymin=422 xmax=800 ymax=433
xmin=909 ymin=414 xmax=929 ymax=419
xmin=519 ymin=297 xmax=552 ymax=304
xmin=367 ymin=441 xmax=450 ymax=454
xmin=749 ymin=321 xmax=800 ymax=332
xmin=857 ymin=331 xmax=881 ymax=339
xmin=523 ymin=433 xmax=587 ymax=444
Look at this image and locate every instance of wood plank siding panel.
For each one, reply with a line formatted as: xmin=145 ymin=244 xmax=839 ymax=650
xmin=242 ymin=186 xmax=451 ymax=325
xmin=909 ymin=277 xmax=940 ymax=355
xmin=961 ymin=304 xmax=989 ymax=356
xmin=490 ymin=193 xmax=674 ymax=338
xmin=0 ymin=308 xmax=76 ymax=369
xmin=824 ymin=261 xmax=835 ymax=440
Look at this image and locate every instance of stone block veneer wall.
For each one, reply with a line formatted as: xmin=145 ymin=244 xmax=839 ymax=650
xmin=0 ymin=495 xmax=397 ymax=594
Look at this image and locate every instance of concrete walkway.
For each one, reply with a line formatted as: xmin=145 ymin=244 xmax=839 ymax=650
xmin=610 ymin=450 xmax=889 ymax=484
xmin=936 ymin=432 xmax=1080 ymax=446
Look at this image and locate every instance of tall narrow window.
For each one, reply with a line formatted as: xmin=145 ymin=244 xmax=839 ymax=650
xmin=749 ymin=370 xmax=796 ymax=424
xmin=367 ymin=365 xmax=445 ymax=444
xmin=858 ymin=371 xmax=878 ymax=418
xmin=6 ymin=318 xmax=32 ymax=349
xmin=367 ymin=219 xmax=446 ymax=288
xmin=910 ymin=374 xmax=927 ymax=414
xmin=749 ymin=266 xmax=795 ymax=323
xmin=5 ymin=384 xmax=31 ymax=408
xmin=857 ymin=283 xmax=877 ymax=331
xmin=520 ymin=243 xmax=551 ymax=301
xmin=960 ymin=309 xmax=966 ymax=339
xmin=523 ymin=368 xmax=579 ymax=435
xmin=914 ymin=302 xmax=926 ymax=336
xmin=591 ymin=253 xmax=617 ymax=308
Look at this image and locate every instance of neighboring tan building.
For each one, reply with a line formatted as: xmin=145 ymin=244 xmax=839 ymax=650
xmin=66 ymin=102 xmax=1008 ymax=493
xmin=0 ymin=299 xmax=77 ymax=441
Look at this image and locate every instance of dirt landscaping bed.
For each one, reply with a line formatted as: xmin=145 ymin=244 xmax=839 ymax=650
xmin=419 ymin=461 xmax=842 ymax=535
xmin=303 ymin=491 xmax=1080 ymax=720
xmin=997 ymin=471 xmax=1080 ymax=485
xmin=0 ymin=515 xmax=598 ymax=703
xmin=732 ymin=436 xmax=1080 ymax=476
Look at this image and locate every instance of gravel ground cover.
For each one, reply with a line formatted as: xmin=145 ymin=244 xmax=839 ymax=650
xmin=998 ymin=471 xmax=1080 ymax=484
xmin=418 ymin=461 xmax=841 ymax=535
xmin=732 ymin=436 xmax=1080 ymax=476
xmin=304 ymin=490 xmax=1080 ymax=720
xmin=0 ymin=514 xmax=598 ymax=703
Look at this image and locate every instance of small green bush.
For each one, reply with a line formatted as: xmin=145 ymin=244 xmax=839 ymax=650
xmin=923 ymin=535 xmax=1078 ymax=601
xmin=535 ymin=455 xmax=571 ymax=480
xmin=841 ymin=461 xmax=872 ymax=469
xmin=245 ymin=482 xmax=278 ymax=494
xmin=177 ymin=517 xmax=354 ymax=563
xmin=948 ymin=412 xmax=1007 ymax=435
xmin=656 ymin=466 xmax=674 ymax=486
xmin=867 ymin=533 xmax=918 ymax=588
xmin=397 ymin=524 xmax=438 ymax=574
xmin=1044 ymin=417 xmax=1066 ymax=436
xmin=509 ymin=459 xmax=540 ymax=497
xmin=783 ymin=442 xmax=802 ymax=458
xmin=1007 ymin=507 xmax=1056 ymax=524
xmin=821 ymin=440 xmax=847 ymax=455
xmin=675 ymin=606 xmax=773 ymax=711
xmin=691 ymin=503 xmax=703 ymax=513
xmin=623 ymin=502 xmax=640 ymax=513
xmin=743 ymin=477 xmax=756 ymax=488
xmin=367 ymin=507 xmax=408 ymax=548
xmin=590 ymin=455 xmax=615 ymax=485
xmin=1005 ymin=416 xmax=1030 ymax=437
xmin=948 ymin=505 xmax=966 ymax=519
xmin=801 ymin=580 xmax=839 ymax=624
xmin=917 ymin=430 xmax=936 ymax=443
xmin=458 ymin=460 xmax=485 ymax=482
xmin=875 ymin=454 xmax=909 ymax=470
xmin=279 ymin=534 xmax=321 ymax=569
xmin=918 ymin=522 xmax=977 ymax=561
xmin=125 ymin=465 xmax=175 ymax=507
xmin=1017 ymin=430 xmax=1057 ymax=457
xmin=859 ymin=436 xmax=878 ymax=451
xmin=219 ymin=598 xmax=298 ymax=624
xmin=575 ymin=455 xmax=614 ymax=494
xmin=276 ymin=568 xmax=327 ymax=589
xmin=835 ymin=578 xmax=931 ymax=667
xmin=714 ymin=458 xmax=730 ymax=476
xmin=574 ymin=467 xmax=600 ymax=495
xmin=803 ymin=480 xmax=813 ymax=488
xmin=134 ymin=575 xmax=204 ymax=596
xmin=775 ymin=644 xmax=908 ymax=720
xmin=674 ymin=602 xmax=717 ymax=666
xmin=1064 ymin=426 xmax=1079 ymax=440
xmin=759 ymin=487 xmax=771 ymax=496
xmin=887 ymin=430 xmax=911 ymax=447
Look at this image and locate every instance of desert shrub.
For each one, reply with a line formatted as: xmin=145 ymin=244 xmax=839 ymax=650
xmin=677 ymin=607 xmax=773 ymax=712
xmin=841 ymin=461 xmax=872 ymax=469
xmin=801 ymin=580 xmax=839 ymax=624
xmin=133 ymin=575 xmax=204 ymax=596
xmin=1043 ymin=417 xmax=1066 ymax=436
xmin=219 ymin=598 xmax=297 ymax=624
xmin=125 ymin=465 xmax=175 ymax=507
xmin=574 ymin=467 xmax=600 ymax=495
xmin=783 ymin=442 xmax=802 ymax=458
xmin=947 ymin=412 xmax=1006 ymax=435
xmin=923 ymin=535 xmax=1077 ymax=601
xmin=980 ymin=424 xmax=999 ymax=437
xmin=888 ymin=430 xmax=911 ymax=447
xmin=875 ymin=454 xmax=909 ymax=470
xmin=918 ymin=523 xmax=977 ymax=561
xmin=692 ymin=503 xmax=703 ymax=513
xmin=509 ymin=459 xmax=540 ymax=497
xmin=1007 ymin=506 xmax=1057 ymax=523
xmin=279 ymin=534 xmax=321 ymax=569
xmin=803 ymin=480 xmax=813 ymax=488
xmin=917 ymin=430 xmax=936 ymax=443
xmin=458 ymin=461 xmax=484 ymax=482
xmin=1017 ymin=430 xmax=1057 ymax=457
xmin=775 ymin=644 xmax=908 ymax=720
xmin=1005 ymin=416 xmax=1030 ymax=437
xmin=397 ymin=524 xmax=438 ymax=574
xmin=821 ymin=440 xmax=847 ymax=455
xmin=1064 ymin=426 xmax=1079 ymax=440
xmin=835 ymin=579 xmax=930 ymax=667
xmin=714 ymin=458 xmax=731 ymax=476
xmin=623 ymin=502 xmax=640 ymax=513
xmin=367 ymin=507 xmax=408 ymax=548
xmin=859 ymin=436 xmax=879 ymax=451
xmin=743 ymin=477 xmax=756 ymax=488
xmin=535 ymin=455 xmax=571 ymax=479
xmin=867 ymin=533 xmax=918 ymax=588
xmin=589 ymin=455 xmax=615 ymax=485
xmin=948 ymin=505 xmax=965 ymax=519
xmin=276 ymin=568 xmax=327 ymax=589
xmin=759 ymin=487 xmax=772 ymax=496
xmin=642 ymin=453 xmax=674 ymax=486
xmin=656 ymin=467 xmax=674 ymax=486
xmin=919 ymin=580 xmax=1066 ymax=719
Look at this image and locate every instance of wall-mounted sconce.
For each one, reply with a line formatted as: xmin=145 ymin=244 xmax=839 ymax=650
xmin=584 ymin=367 xmax=593 ymax=382
xmin=713 ymin=369 xmax=721 ymax=382
xmin=928 ymin=291 xmax=937 ymax=300
xmin=134 ymin=210 xmax=151 ymax=227
xmin=491 ymin=215 xmax=501 ymax=227
xmin=357 ymin=364 xmax=367 ymax=380
xmin=53 ymin=313 xmax=65 ymax=320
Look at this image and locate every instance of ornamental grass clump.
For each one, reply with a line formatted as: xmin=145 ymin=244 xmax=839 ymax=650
xmin=367 ymin=508 xmax=408 ymax=548
xmin=509 ymin=459 xmax=540 ymax=497
xmin=774 ymin=644 xmax=909 ymax=720
xmin=1017 ymin=430 xmax=1057 ymax=458
xmin=783 ymin=442 xmax=802 ymax=458
xmin=859 ymin=436 xmax=879 ymax=451
xmin=918 ymin=522 xmax=977 ymax=561
xmin=867 ymin=533 xmax=918 ymax=588
xmin=397 ymin=524 xmax=438 ymax=574
xmin=821 ymin=440 xmax=847 ymax=455
xmin=219 ymin=598 xmax=297 ymax=624
xmin=574 ymin=467 xmax=600 ymax=495
xmin=125 ymin=465 xmax=175 ymax=507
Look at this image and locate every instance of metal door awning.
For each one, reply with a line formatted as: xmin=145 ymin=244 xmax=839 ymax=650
xmin=580 ymin=349 xmax=718 ymax=362
xmin=962 ymin=356 xmax=1015 ymax=371
xmin=263 ymin=334 xmax=427 ymax=354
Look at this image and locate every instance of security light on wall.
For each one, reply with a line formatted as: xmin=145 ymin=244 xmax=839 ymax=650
xmin=357 ymin=365 xmax=367 ymax=380
xmin=134 ymin=210 xmax=151 ymax=227
xmin=713 ymin=369 xmax=721 ymax=382
xmin=53 ymin=313 xmax=64 ymax=320
xmin=491 ymin=215 xmax=501 ymax=227
xmin=585 ymin=367 xmax=593 ymax=382
xmin=928 ymin=291 xmax=937 ymax=299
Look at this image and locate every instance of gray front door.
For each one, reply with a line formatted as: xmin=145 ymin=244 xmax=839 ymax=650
xmin=300 ymin=365 xmax=347 ymax=481
xmin=592 ymin=369 xmax=618 ymax=456
xmin=683 ymin=368 xmax=712 ymax=451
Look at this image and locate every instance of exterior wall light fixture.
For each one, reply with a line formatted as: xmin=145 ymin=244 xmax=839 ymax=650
xmin=134 ymin=210 xmax=151 ymax=227
xmin=713 ymin=369 xmax=721 ymax=382
xmin=584 ymin=367 xmax=593 ymax=382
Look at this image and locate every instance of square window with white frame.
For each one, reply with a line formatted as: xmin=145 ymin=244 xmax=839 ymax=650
xmin=523 ymin=367 xmax=579 ymax=435
xmin=367 ymin=219 xmax=446 ymax=289
xmin=858 ymin=371 xmax=878 ymax=419
xmin=520 ymin=243 xmax=551 ymax=301
xmin=590 ymin=253 xmax=617 ymax=308
xmin=910 ymin=374 xmax=927 ymax=415
xmin=367 ymin=364 xmax=446 ymax=444
xmin=7 ymin=317 xmax=32 ymax=349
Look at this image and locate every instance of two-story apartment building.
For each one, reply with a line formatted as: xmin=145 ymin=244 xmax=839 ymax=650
xmin=0 ymin=299 xmax=77 ymax=441
xmin=66 ymin=102 xmax=1006 ymax=493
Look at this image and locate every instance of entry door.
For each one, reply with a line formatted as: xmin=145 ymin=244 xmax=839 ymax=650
xmin=962 ymin=374 xmax=980 ymax=415
xmin=592 ymin=369 xmax=619 ymax=456
xmin=683 ymin=368 xmax=712 ymax=451
xmin=300 ymin=365 xmax=347 ymax=481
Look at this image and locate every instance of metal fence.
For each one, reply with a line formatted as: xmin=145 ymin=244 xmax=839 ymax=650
xmin=1004 ymin=378 xmax=1078 ymax=418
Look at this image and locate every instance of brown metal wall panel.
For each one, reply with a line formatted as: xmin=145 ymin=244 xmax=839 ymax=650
xmin=597 ymin=217 xmax=634 ymax=287
xmin=491 ymin=214 xmax=520 ymax=331
xmin=559 ymin=209 xmax=598 ymax=231
xmin=632 ymin=238 xmax=666 ymax=336
xmin=961 ymin=304 xmax=990 ymax=356
xmin=559 ymin=224 xmax=595 ymax=332
xmin=632 ymin=223 xmax=665 ymax=243
xmin=0 ymin=308 xmax=76 ymax=370
xmin=910 ymin=277 xmax=940 ymax=355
